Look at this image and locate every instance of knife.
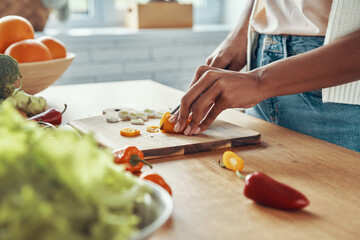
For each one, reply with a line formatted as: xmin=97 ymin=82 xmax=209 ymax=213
xmin=159 ymin=104 xmax=180 ymax=130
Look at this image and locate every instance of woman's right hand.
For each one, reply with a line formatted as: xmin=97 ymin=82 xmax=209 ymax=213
xmin=170 ymin=65 xmax=263 ymax=136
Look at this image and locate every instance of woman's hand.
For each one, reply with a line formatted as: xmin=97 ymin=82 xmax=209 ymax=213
xmin=169 ymin=65 xmax=263 ymax=135
xmin=186 ymin=31 xmax=249 ymax=101
xmin=204 ymin=0 xmax=255 ymax=72
xmin=206 ymin=34 xmax=247 ymax=71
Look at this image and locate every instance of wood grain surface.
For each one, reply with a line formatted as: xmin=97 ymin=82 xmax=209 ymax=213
xmin=68 ymin=114 xmax=261 ymax=159
xmin=40 ymin=80 xmax=360 ymax=240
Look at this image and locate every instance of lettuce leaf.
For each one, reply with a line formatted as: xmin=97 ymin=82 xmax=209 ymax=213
xmin=0 ymin=102 xmax=150 ymax=240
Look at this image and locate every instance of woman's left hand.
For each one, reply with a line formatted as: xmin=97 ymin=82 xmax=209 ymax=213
xmin=169 ymin=65 xmax=264 ymax=135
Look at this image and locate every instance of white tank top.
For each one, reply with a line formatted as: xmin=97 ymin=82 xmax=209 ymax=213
xmin=251 ymin=0 xmax=332 ymax=36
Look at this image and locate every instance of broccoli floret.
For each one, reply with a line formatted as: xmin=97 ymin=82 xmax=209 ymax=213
xmin=0 ymin=54 xmax=21 ymax=99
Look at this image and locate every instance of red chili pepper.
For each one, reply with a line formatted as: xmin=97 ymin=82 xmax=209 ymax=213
xmin=140 ymin=172 xmax=172 ymax=196
xmin=28 ymin=104 xmax=67 ymax=126
xmin=237 ymin=171 xmax=309 ymax=211
xmin=113 ymin=146 xmax=153 ymax=173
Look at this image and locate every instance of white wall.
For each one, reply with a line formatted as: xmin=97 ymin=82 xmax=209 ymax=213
xmin=46 ymin=27 xmax=230 ymax=91
xmin=223 ymin=0 xmax=248 ymax=26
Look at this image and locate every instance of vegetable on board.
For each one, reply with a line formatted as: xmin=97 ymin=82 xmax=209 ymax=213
xmin=106 ymin=114 xmax=119 ymax=123
xmin=113 ymin=146 xmax=153 ymax=173
xmin=147 ymin=126 xmax=159 ymax=133
xmin=120 ymin=127 xmax=140 ymax=137
xmin=130 ymin=118 xmax=144 ymax=125
xmin=237 ymin=171 xmax=310 ymax=211
xmin=118 ymin=109 xmax=130 ymax=120
xmin=159 ymin=112 xmax=191 ymax=133
xmin=135 ymin=112 xmax=147 ymax=121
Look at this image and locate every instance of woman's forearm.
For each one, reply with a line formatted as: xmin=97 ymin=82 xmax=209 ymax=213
xmin=254 ymin=30 xmax=360 ymax=99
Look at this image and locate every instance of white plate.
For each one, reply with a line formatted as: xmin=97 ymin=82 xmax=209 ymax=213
xmin=132 ymin=180 xmax=173 ymax=240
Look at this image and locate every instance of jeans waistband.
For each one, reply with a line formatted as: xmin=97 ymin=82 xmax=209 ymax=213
xmin=257 ymin=34 xmax=325 ymax=56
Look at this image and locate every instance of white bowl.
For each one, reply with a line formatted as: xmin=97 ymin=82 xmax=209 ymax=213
xmin=132 ymin=180 xmax=173 ymax=240
xmin=15 ymin=52 xmax=75 ymax=95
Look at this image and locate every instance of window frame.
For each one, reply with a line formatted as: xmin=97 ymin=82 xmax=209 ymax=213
xmin=47 ymin=0 xmax=125 ymax=28
xmin=46 ymin=0 xmax=223 ymax=29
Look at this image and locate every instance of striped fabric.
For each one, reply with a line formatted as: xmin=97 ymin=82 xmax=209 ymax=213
xmin=322 ymin=0 xmax=360 ymax=105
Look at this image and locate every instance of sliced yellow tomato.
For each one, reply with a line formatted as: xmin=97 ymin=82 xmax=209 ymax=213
xmin=120 ymin=127 xmax=140 ymax=137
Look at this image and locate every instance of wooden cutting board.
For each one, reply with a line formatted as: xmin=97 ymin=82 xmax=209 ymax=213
xmin=68 ymin=111 xmax=261 ymax=159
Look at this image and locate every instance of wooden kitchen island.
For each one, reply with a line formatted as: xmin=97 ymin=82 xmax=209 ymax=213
xmin=41 ymin=80 xmax=360 ymax=240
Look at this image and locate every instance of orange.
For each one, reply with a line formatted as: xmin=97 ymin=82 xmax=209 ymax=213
xmin=5 ymin=39 xmax=52 ymax=63
xmin=0 ymin=15 xmax=35 ymax=54
xmin=38 ymin=36 xmax=67 ymax=59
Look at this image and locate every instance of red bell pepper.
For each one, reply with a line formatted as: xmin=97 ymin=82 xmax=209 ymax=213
xmin=113 ymin=146 xmax=153 ymax=173
xmin=237 ymin=171 xmax=309 ymax=211
xmin=28 ymin=104 xmax=67 ymax=126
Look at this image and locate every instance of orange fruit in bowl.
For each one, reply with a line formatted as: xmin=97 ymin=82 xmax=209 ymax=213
xmin=0 ymin=15 xmax=35 ymax=54
xmin=38 ymin=36 xmax=67 ymax=59
xmin=5 ymin=39 xmax=52 ymax=63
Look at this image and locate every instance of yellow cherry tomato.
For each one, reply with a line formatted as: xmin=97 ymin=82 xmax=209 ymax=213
xmin=223 ymin=151 xmax=244 ymax=171
xmin=120 ymin=128 xmax=140 ymax=137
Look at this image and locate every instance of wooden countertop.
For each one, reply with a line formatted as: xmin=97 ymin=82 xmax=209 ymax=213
xmin=41 ymin=80 xmax=360 ymax=240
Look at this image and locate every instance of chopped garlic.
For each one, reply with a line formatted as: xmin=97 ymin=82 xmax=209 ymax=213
xmin=136 ymin=112 xmax=148 ymax=121
xmin=106 ymin=114 xmax=119 ymax=123
xmin=118 ymin=110 xmax=130 ymax=120
xmin=130 ymin=118 xmax=145 ymax=125
xmin=144 ymin=108 xmax=155 ymax=117
xmin=128 ymin=111 xmax=138 ymax=119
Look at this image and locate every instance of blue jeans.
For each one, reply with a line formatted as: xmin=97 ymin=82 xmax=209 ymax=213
xmin=246 ymin=34 xmax=360 ymax=152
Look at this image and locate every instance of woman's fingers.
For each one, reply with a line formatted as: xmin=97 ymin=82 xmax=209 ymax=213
xmin=183 ymin=85 xmax=222 ymax=135
xmin=208 ymin=54 xmax=231 ymax=69
xmin=188 ymin=65 xmax=223 ymax=89
xmin=195 ymin=106 xmax=223 ymax=134
xmin=227 ymin=61 xmax=245 ymax=72
xmin=188 ymin=65 xmax=210 ymax=89
xmin=175 ymin=70 xmax=223 ymax=133
xmin=173 ymin=68 xmax=261 ymax=135
xmin=168 ymin=111 xmax=178 ymax=123
xmin=198 ymin=97 xmax=228 ymax=134
xmin=206 ymin=56 xmax=213 ymax=66
xmin=170 ymin=65 xmax=218 ymax=125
